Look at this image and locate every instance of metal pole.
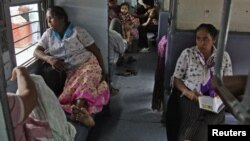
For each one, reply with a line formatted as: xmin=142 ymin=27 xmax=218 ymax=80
xmin=215 ymin=0 xmax=232 ymax=79
xmin=169 ymin=0 xmax=177 ymax=33
xmin=214 ymin=0 xmax=250 ymax=124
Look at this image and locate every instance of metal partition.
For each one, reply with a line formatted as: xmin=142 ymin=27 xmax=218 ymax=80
xmin=215 ymin=0 xmax=250 ymax=124
xmin=0 ymin=0 xmax=16 ymax=140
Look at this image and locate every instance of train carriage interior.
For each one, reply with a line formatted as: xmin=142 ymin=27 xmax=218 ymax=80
xmin=0 ymin=0 xmax=250 ymax=141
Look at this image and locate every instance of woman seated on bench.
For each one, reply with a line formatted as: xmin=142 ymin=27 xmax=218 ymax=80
xmin=166 ymin=23 xmax=232 ymax=141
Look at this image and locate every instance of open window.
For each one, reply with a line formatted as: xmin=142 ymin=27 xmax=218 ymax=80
xmin=9 ymin=3 xmax=41 ymax=66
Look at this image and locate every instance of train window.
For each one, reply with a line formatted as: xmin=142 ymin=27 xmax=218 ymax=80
xmin=9 ymin=3 xmax=41 ymax=66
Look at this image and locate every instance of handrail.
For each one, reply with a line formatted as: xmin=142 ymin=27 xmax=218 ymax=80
xmin=169 ymin=0 xmax=177 ymax=33
xmin=215 ymin=0 xmax=250 ymax=124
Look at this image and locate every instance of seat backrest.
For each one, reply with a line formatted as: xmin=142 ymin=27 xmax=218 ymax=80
xmin=164 ymin=31 xmax=195 ymax=93
xmin=157 ymin=11 xmax=170 ymax=43
xmin=226 ymin=33 xmax=250 ymax=75
xmin=109 ymin=18 xmax=123 ymax=36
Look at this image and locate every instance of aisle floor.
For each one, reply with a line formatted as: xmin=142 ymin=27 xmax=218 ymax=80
xmin=87 ymin=48 xmax=167 ymax=141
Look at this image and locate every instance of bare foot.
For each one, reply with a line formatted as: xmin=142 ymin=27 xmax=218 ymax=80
xmin=70 ymin=99 xmax=87 ymax=121
xmin=73 ymin=106 xmax=95 ymax=128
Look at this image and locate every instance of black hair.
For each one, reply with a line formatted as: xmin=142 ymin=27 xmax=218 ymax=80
xmin=120 ymin=2 xmax=130 ymax=9
xmin=47 ymin=6 xmax=68 ymax=24
xmin=143 ymin=0 xmax=154 ymax=7
xmin=195 ymin=23 xmax=218 ymax=39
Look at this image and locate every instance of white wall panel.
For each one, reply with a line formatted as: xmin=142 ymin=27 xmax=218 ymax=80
xmin=54 ymin=0 xmax=109 ymax=71
xmin=176 ymin=0 xmax=250 ymax=32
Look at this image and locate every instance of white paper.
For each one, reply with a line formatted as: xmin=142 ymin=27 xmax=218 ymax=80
xmin=198 ymin=96 xmax=225 ymax=113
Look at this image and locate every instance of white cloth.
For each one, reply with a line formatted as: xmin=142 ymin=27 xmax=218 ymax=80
xmin=29 ymin=74 xmax=76 ymax=141
xmin=109 ymin=29 xmax=127 ymax=64
xmin=38 ymin=26 xmax=94 ymax=70
xmin=173 ymin=46 xmax=232 ymax=92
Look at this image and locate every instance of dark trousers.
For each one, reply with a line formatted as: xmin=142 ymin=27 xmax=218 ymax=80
xmin=138 ymin=24 xmax=158 ymax=48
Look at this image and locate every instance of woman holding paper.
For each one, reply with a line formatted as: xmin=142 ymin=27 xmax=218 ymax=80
xmin=166 ymin=23 xmax=232 ymax=141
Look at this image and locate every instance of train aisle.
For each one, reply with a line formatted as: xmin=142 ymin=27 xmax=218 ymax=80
xmin=87 ymin=47 xmax=167 ymax=141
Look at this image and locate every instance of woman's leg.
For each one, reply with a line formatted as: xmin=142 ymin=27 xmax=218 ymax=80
xmin=138 ymin=24 xmax=158 ymax=51
xmin=138 ymin=25 xmax=148 ymax=49
xmin=59 ymin=54 xmax=110 ymax=118
xmin=124 ymin=23 xmax=132 ymax=44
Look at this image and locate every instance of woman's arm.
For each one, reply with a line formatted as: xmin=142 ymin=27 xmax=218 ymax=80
xmin=174 ymin=77 xmax=200 ymax=101
xmin=33 ymin=46 xmax=65 ymax=71
xmin=131 ymin=12 xmax=148 ymax=19
xmin=86 ymin=43 xmax=106 ymax=78
xmin=142 ymin=8 xmax=158 ymax=26
xmin=11 ymin=67 xmax=37 ymax=120
xmin=142 ymin=17 xmax=151 ymax=26
xmin=33 ymin=46 xmax=50 ymax=62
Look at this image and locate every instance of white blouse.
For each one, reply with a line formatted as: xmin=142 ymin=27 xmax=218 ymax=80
xmin=173 ymin=46 xmax=232 ymax=93
xmin=38 ymin=25 xmax=94 ymax=70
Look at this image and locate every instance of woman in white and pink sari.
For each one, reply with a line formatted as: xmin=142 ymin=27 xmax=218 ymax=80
xmin=34 ymin=6 xmax=110 ymax=130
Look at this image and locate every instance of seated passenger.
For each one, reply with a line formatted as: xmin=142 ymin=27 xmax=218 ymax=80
xmin=33 ymin=5 xmax=110 ymax=132
xmin=109 ymin=28 xmax=127 ymax=94
xmin=166 ymin=23 xmax=233 ymax=141
xmin=109 ymin=0 xmax=120 ymax=24
xmin=136 ymin=0 xmax=159 ymax=53
xmin=8 ymin=67 xmax=51 ymax=140
xmin=118 ymin=2 xmax=139 ymax=45
xmin=9 ymin=66 xmax=76 ymax=141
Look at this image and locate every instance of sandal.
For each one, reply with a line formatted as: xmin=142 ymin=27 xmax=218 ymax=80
xmin=116 ymin=68 xmax=137 ymax=77
xmin=116 ymin=71 xmax=133 ymax=76
xmin=125 ymin=69 xmax=137 ymax=75
xmin=111 ymin=86 xmax=119 ymax=96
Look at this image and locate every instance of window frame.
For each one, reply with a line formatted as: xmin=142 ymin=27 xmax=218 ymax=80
xmin=0 ymin=0 xmax=48 ymax=141
xmin=9 ymin=2 xmax=44 ymax=66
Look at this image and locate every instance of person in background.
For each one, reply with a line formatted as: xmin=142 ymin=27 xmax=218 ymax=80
xmin=119 ymin=2 xmax=139 ymax=45
xmin=33 ymin=6 xmax=110 ymax=141
xmin=109 ymin=28 xmax=127 ymax=95
xmin=136 ymin=0 xmax=148 ymax=23
xmin=166 ymin=23 xmax=232 ymax=141
xmin=109 ymin=0 xmax=120 ymax=24
xmin=136 ymin=0 xmax=159 ymax=53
